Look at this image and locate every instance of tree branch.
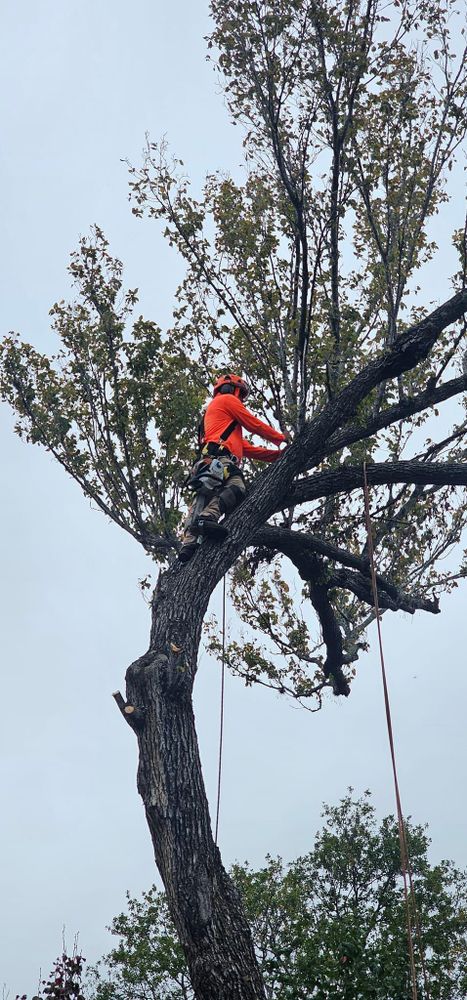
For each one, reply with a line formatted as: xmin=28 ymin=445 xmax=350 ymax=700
xmin=254 ymin=524 xmax=406 ymax=604
xmin=267 ymin=289 xmax=467 ymax=491
xmin=112 ymin=690 xmax=146 ymax=732
xmin=308 ymin=573 xmax=350 ymax=697
xmin=248 ymin=521 xmax=438 ymax=698
xmin=323 ymin=374 xmax=467 ymax=459
xmin=327 ymin=568 xmax=439 ymax=616
xmin=250 ymin=530 xmax=349 ymax=697
xmin=253 ymin=525 xmax=438 ymax=616
xmin=284 ymin=459 xmax=467 ymax=508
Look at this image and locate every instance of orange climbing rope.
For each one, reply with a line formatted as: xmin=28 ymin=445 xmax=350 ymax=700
xmin=213 ymin=474 xmax=432 ymax=997
xmin=362 ymin=462 xmax=431 ymax=1000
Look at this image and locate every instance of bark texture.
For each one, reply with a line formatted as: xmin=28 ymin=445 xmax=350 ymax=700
xmin=125 ymin=571 xmax=266 ymax=1000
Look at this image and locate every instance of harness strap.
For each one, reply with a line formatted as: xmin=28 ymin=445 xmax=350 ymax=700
xmin=198 ymin=414 xmax=239 ymax=454
xmin=218 ymin=418 xmax=238 ymax=443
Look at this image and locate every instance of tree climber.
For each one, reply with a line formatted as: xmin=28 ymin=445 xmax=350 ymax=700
xmin=179 ymin=373 xmax=288 ymax=562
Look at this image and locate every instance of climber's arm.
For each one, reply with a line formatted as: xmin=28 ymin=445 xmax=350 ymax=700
xmin=226 ymin=395 xmax=287 ymax=445
xmin=242 ymin=443 xmax=285 ymax=462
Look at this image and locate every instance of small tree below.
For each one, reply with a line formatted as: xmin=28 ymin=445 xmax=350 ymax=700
xmin=87 ymin=794 xmax=467 ymax=1000
xmin=15 ymin=952 xmax=86 ymax=1000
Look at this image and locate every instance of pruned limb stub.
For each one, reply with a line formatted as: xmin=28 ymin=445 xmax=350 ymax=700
xmin=112 ymin=690 xmax=146 ymax=731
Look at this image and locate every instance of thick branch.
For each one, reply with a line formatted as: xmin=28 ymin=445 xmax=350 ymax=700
xmin=254 ymin=524 xmax=409 ymax=606
xmin=253 ymin=525 xmax=438 ymax=615
xmin=250 ymin=524 xmax=437 ymax=698
xmin=296 ymin=290 xmax=467 ymax=472
xmin=323 ymin=374 xmax=467 ymax=458
xmin=307 ymin=575 xmax=350 ymax=697
xmin=328 ymin=568 xmax=439 ymax=615
xmin=250 ymin=529 xmax=351 ymax=695
xmin=279 ymin=546 xmax=350 ymax=696
xmin=284 ymin=460 xmax=467 ymax=508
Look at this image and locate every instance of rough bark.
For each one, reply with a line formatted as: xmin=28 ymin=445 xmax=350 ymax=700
xmin=125 ymin=572 xmax=266 ymax=1000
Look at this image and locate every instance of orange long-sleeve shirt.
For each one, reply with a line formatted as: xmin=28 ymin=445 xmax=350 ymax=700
xmin=203 ymin=393 xmax=286 ymax=462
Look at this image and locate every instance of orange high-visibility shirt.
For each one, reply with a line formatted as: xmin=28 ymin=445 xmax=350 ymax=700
xmin=203 ymin=393 xmax=286 ymax=462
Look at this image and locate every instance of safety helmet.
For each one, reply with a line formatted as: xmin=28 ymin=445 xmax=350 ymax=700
xmin=213 ymin=373 xmax=250 ymax=401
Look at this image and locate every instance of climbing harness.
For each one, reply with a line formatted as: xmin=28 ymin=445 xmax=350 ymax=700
xmin=184 ymin=456 xmax=235 ymax=547
xmin=197 ymin=411 xmax=238 ymax=458
xmin=362 ymin=462 xmax=431 ymax=1000
xmin=214 ymin=573 xmax=227 ymax=845
xmin=187 ymin=457 xmax=227 ymax=494
xmin=183 ymin=417 xmax=246 ymax=551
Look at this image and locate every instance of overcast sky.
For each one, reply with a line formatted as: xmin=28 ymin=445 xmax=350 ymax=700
xmin=1 ymin=1 xmax=466 ymax=994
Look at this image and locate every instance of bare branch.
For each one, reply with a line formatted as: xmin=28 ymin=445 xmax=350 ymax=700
xmin=252 ymin=524 xmax=438 ymax=615
xmin=327 ymin=568 xmax=439 ymax=616
xmin=284 ymin=459 xmax=467 ymax=508
xmin=323 ymin=374 xmax=467 ymax=458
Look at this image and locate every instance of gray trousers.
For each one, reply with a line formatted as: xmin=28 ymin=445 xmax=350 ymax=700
xmin=182 ymin=457 xmax=246 ymax=546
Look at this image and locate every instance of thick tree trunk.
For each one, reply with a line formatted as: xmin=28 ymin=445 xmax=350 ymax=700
xmin=125 ymin=567 xmax=266 ymax=1000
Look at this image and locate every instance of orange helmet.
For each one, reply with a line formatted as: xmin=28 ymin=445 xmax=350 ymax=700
xmin=213 ymin=373 xmax=250 ymax=401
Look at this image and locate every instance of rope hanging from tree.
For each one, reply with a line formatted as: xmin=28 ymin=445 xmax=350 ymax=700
xmin=362 ymin=461 xmax=431 ymax=1000
xmin=214 ymin=471 xmax=433 ymax=996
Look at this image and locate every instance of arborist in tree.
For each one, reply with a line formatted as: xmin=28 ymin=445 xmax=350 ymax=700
xmin=179 ymin=373 xmax=289 ymax=563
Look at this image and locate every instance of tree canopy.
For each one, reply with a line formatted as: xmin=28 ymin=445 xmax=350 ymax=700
xmin=87 ymin=793 xmax=467 ymax=1000
xmin=1 ymin=0 xmax=466 ymax=701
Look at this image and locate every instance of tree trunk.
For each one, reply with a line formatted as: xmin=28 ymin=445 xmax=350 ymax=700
xmin=125 ymin=566 xmax=266 ymax=1000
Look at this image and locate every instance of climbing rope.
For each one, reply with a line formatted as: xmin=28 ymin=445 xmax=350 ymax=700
xmin=212 ymin=475 xmax=431 ymax=997
xmin=362 ymin=462 xmax=431 ymax=1000
xmin=214 ymin=574 xmax=227 ymax=845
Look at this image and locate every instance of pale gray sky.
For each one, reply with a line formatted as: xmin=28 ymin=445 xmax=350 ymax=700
xmin=1 ymin=1 xmax=466 ymax=994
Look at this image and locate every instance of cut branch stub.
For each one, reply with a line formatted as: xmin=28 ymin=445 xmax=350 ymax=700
xmin=113 ymin=690 xmax=146 ymax=732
